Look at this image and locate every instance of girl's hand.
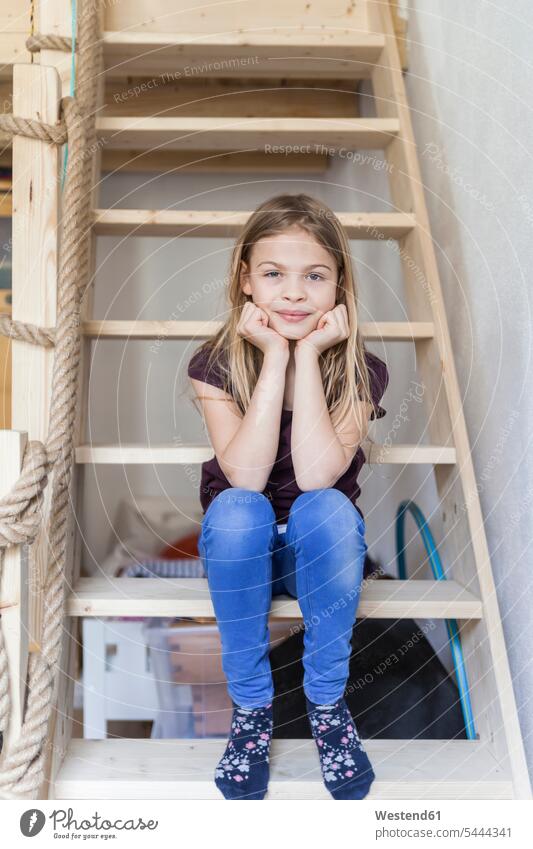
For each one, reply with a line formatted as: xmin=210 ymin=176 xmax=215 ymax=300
xmin=295 ymin=303 xmax=351 ymax=355
xmin=236 ymin=301 xmax=289 ymax=356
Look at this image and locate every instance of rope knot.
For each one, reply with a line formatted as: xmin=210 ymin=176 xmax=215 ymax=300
xmin=0 ymin=440 xmax=50 ymax=548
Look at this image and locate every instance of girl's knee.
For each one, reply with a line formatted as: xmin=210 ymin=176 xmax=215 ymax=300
xmin=205 ymin=487 xmax=276 ymax=532
xmin=289 ymin=488 xmax=363 ymax=534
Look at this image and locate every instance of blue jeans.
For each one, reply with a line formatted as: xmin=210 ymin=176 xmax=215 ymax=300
xmin=197 ymin=487 xmax=368 ymax=708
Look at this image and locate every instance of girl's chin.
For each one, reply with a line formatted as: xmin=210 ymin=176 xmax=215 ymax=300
xmin=276 ymin=328 xmax=309 ymax=341
xmin=270 ymin=316 xmax=314 ymax=340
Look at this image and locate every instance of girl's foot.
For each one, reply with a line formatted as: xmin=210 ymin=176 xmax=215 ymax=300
xmin=214 ymin=701 xmax=273 ymax=800
xmin=306 ymin=695 xmax=375 ymax=799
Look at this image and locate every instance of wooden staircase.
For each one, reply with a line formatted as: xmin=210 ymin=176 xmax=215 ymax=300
xmin=3 ymin=0 xmax=531 ymax=799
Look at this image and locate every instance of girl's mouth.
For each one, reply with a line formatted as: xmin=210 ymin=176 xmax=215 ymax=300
xmin=275 ymin=310 xmax=311 ymax=323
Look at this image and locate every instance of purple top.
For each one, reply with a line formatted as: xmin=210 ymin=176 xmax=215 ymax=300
xmin=187 ymin=344 xmax=389 ymax=524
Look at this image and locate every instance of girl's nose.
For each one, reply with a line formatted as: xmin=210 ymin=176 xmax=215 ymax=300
xmin=281 ymin=274 xmax=306 ymax=296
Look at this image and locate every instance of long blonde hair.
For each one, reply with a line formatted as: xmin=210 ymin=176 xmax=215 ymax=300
xmin=189 ymin=192 xmax=379 ymax=441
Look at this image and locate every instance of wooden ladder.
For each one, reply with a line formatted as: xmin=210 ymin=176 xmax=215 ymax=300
xmin=3 ymin=0 xmax=531 ymax=800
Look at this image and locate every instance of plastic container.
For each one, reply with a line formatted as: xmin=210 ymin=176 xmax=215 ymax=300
xmin=143 ymin=617 xmax=299 ymax=738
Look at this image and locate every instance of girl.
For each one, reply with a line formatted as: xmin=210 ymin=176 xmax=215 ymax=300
xmin=187 ymin=193 xmax=389 ymax=800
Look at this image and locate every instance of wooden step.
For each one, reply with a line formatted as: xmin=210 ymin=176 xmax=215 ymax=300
xmin=52 ymin=738 xmax=513 ymax=799
xmin=102 ymin=31 xmax=386 ymax=80
xmin=74 ymin=443 xmax=457 ymax=465
xmin=67 ymin=577 xmax=482 ymax=620
xmin=96 ymin=116 xmax=400 ymax=152
xmin=93 ymin=210 xmax=416 ymax=239
xmin=83 ymin=320 xmax=433 ymax=342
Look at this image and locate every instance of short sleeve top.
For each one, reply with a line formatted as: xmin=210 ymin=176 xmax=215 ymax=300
xmin=187 ymin=343 xmax=389 ymax=524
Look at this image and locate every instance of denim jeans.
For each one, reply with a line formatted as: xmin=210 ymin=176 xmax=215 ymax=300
xmin=197 ymin=486 xmax=368 ymax=708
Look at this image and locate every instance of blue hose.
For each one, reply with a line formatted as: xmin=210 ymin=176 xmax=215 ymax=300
xmin=395 ymin=500 xmax=477 ymax=739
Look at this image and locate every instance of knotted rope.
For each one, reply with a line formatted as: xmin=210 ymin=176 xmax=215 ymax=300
xmin=0 ymin=0 xmax=101 ymax=798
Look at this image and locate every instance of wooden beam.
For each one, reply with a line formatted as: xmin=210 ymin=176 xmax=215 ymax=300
xmin=0 ymin=290 xmax=11 ymax=429
xmin=103 ymin=0 xmax=370 ymax=36
xmin=104 ymin=76 xmax=359 ymax=119
xmin=102 ymin=30 xmax=385 ymax=80
xmin=100 ymin=148 xmax=329 ymax=174
xmin=0 ymin=431 xmax=28 ymax=752
xmin=74 ymin=442 xmax=456 ymax=466
xmin=52 ymin=737 xmax=513 ymax=800
xmin=0 ymin=5 xmax=33 ymax=78
xmin=82 ymin=319 xmax=432 ymax=341
xmin=92 ymin=209 xmax=416 ymax=239
xmin=96 ymin=116 xmax=400 ymax=151
xmin=67 ymin=576 xmax=482 ymax=620
xmin=389 ymin=0 xmax=408 ymax=70
xmin=11 ymin=60 xmax=61 ymax=703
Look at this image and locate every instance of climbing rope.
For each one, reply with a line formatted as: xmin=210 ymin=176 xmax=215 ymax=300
xmin=0 ymin=0 xmax=101 ymax=798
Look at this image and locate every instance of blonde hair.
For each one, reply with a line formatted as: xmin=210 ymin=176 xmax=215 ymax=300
xmin=189 ymin=192 xmax=379 ymax=443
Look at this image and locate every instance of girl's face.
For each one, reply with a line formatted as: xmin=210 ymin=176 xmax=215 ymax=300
xmin=239 ymin=225 xmax=339 ymax=340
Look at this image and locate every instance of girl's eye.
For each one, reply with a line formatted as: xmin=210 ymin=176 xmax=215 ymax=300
xmin=264 ymin=271 xmax=324 ymax=281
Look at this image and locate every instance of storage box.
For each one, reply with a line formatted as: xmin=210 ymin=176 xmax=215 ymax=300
xmin=143 ymin=617 xmax=299 ymax=738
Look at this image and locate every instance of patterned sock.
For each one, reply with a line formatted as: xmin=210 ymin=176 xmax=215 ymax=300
xmin=306 ymin=695 xmax=375 ymax=800
xmin=214 ymin=701 xmax=273 ymax=800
